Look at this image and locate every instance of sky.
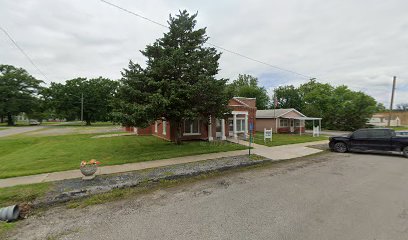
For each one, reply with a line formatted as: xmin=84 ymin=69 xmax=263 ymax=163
xmin=1 ymin=0 xmax=407 ymax=106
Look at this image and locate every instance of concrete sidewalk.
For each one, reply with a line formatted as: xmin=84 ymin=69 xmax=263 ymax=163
xmin=227 ymin=138 xmax=328 ymax=160
xmin=0 ymin=140 xmax=329 ymax=188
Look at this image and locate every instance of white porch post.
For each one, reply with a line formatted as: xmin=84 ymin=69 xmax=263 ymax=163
xmin=275 ymin=118 xmax=278 ymax=133
xmin=244 ymin=113 xmax=248 ymax=140
xmin=221 ymin=119 xmax=226 ymax=140
xmin=233 ymin=114 xmax=237 ymax=139
xmin=299 ymin=119 xmax=301 ymax=136
xmin=319 ymin=119 xmax=322 ymax=131
xmin=208 ymin=116 xmax=213 ymax=141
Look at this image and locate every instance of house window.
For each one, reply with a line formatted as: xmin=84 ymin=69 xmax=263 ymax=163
xmin=162 ymin=120 xmax=166 ymax=135
xmin=236 ymin=119 xmax=246 ymax=132
xmin=228 ymin=118 xmax=246 ymax=132
xmin=280 ymin=119 xmax=289 ymax=127
xmin=295 ymin=120 xmax=301 ymax=127
xmin=184 ymin=119 xmax=200 ymax=135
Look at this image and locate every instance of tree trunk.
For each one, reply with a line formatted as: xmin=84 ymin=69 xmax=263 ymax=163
xmin=0 ymin=115 xmax=3 ymax=123
xmin=170 ymin=120 xmax=182 ymax=145
xmin=86 ymin=119 xmax=91 ymax=126
xmin=7 ymin=112 xmax=14 ymax=126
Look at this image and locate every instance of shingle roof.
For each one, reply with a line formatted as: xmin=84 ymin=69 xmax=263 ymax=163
xmin=256 ymin=109 xmax=302 ymax=118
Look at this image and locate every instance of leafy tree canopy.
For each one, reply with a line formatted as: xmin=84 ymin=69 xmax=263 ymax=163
xmin=228 ymin=74 xmax=269 ymax=110
xmin=44 ymin=77 xmax=118 ymax=125
xmin=0 ymin=64 xmax=43 ymax=125
xmin=274 ymin=79 xmax=378 ymax=131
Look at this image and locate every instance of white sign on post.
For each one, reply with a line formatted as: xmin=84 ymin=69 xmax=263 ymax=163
xmin=264 ymin=128 xmax=273 ymax=143
xmin=313 ymin=126 xmax=320 ymax=137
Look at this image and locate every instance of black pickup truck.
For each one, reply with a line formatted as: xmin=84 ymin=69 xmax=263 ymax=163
xmin=329 ymin=128 xmax=408 ymax=157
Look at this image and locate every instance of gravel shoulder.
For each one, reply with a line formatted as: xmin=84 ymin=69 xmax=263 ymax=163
xmin=6 ymin=151 xmax=408 ymax=240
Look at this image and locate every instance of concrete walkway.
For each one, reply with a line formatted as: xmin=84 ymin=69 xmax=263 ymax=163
xmin=0 ymin=140 xmax=329 ymax=188
xmin=227 ymin=138 xmax=328 ymax=160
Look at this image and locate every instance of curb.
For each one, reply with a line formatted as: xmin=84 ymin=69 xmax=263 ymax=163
xmin=32 ymin=156 xmax=274 ymax=208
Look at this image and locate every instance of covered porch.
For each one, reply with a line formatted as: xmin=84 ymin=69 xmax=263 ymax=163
xmin=279 ymin=116 xmax=322 ymax=135
xmin=212 ymin=111 xmax=253 ymax=141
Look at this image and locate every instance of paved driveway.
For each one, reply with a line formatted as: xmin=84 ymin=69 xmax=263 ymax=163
xmin=11 ymin=152 xmax=408 ymax=240
xmin=306 ymin=129 xmax=351 ymax=136
xmin=0 ymin=126 xmax=44 ymax=137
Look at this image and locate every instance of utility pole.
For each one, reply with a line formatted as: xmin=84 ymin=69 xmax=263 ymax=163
xmin=388 ymin=76 xmax=397 ymax=127
xmin=81 ymin=93 xmax=84 ymax=122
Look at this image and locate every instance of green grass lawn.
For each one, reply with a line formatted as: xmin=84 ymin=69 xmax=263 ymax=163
xmin=0 ymin=134 xmax=245 ymax=179
xmin=390 ymin=126 xmax=408 ymax=131
xmin=0 ymin=127 xmax=9 ymax=131
xmin=251 ymin=132 xmax=328 ymax=147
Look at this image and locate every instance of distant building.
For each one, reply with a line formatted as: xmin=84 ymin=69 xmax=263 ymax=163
xmin=368 ymin=114 xmax=401 ymax=127
xmin=256 ymin=108 xmax=321 ymax=133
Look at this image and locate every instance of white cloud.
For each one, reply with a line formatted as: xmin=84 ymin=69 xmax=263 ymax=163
xmin=1 ymin=0 xmax=407 ymax=105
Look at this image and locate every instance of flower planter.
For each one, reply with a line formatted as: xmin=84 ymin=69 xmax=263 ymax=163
xmin=80 ymin=164 xmax=98 ymax=180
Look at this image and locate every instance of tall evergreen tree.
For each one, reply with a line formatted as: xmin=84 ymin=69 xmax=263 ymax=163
xmin=113 ymin=10 xmax=230 ymax=144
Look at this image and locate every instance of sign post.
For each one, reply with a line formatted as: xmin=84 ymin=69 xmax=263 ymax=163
xmin=249 ymin=122 xmax=254 ymax=156
xmin=264 ymin=128 xmax=273 ymax=144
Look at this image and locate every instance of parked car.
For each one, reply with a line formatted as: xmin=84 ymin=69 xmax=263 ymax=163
xmin=29 ymin=120 xmax=40 ymax=125
xmin=396 ymin=131 xmax=408 ymax=136
xmin=329 ymin=128 xmax=408 ymax=158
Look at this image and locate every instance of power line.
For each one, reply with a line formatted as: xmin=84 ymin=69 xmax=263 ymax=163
xmin=0 ymin=26 xmax=49 ymax=81
xmin=99 ymin=0 xmax=312 ymax=79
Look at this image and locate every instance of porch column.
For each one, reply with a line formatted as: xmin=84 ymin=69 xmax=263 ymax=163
xmin=233 ymin=114 xmax=237 ymax=139
xmin=299 ymin=120 xmax=301 ymax=136
xmin=275 ymin=118 xmax=278 ymax=133
xmin=208 ymin=116 xmax=213 ymax=141
xmin=318 ymin=119 xmax=321 ymax=137
xmin=244 ymin=113 xmax=248 ymax=140
xmin=221 ymin=119 xmax=226 ymax=140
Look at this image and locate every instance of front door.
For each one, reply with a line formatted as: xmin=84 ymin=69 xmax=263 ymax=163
xmin=290 ymin=119 xmax=295 ymax=133
xmin=367 ymin=129 xmax=393 ymax=151
xmin=350 ymin=129 xmax=370 ymax=150
xmin=215 ymin=119 xmax=222 ymax=138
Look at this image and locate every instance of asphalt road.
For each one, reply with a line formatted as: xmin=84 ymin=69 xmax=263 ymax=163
xmin=11 ymin=152 xmax=408 ymax=240
xmin=0 ymin=126 xmax=44 ymax=137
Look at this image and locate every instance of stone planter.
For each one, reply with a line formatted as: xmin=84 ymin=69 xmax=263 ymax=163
xmin=80 ymin=165 xmax=98 ymax=180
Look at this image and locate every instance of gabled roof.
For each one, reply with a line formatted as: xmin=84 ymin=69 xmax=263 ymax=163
xmin=232 ymin=97 xmax=249 ymax=107
xmin=256 ymin=108 xmax=306 ymax=118
xmin=229 ymin=97 xmax=257 ymax=109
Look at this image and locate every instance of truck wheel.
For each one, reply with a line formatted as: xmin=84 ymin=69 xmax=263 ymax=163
xmin=334 ymin=142 xmax=347 ymax=153
xmin=403 ymin=146 xmax=408 ymax=158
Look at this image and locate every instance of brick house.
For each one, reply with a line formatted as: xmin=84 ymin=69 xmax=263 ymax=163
xmin=256 ymin=108 xmax=321 ymax=133
xmin=125 ymin=97 xmax=256 ymax=141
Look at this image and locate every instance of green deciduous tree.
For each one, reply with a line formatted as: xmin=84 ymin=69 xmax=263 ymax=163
xmin=273 ymin=79 xmax=378 ymax=131
xmin=113 ymin=10 xmax=231 ymax=144
xmin=274 ymin=85 xmax=304 ymax=110
xmin=44 ymin=77 xmax=118 ymax=125
xmin=0 ymin=64 xmax=43 ymax=125
xmin=376 ymin=102 xmax=387 ymax=112
xmin=228 ymin=74 xmax=269 ymax=109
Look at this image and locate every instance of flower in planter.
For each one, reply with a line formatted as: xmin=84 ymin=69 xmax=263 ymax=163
xmin=80 ymin=159 xmax=101 ymax=180
xmin=80 ymin=159 xmax=101 ymax=167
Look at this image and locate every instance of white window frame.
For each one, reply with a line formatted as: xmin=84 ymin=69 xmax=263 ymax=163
xmin=279 ymin=118 xmax=289 ymax=127
xmin=236 ymin=118 xmax=246 ymax=132
xmin=183 ymin=119 xmax=201 ymax=136
xmin=162 ymin=120 xmax=166 ymax=135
